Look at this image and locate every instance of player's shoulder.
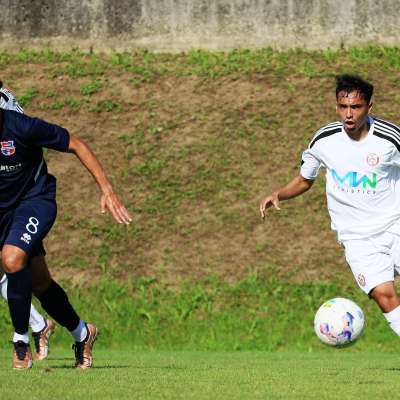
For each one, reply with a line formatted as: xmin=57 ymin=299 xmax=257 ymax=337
xmin=308 ymin=121 xmax=342 ymax=149
xmin=372 ymin=116 xmax=400 ymax=151
xmin=0 ymin=88 xmax=24 ymax=113
xmin=2 ymin=109 xmax=34 ymax=133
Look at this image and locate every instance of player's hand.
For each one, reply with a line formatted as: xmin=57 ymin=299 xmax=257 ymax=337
xmin=259 ymin=193 xmax=280 ymax=219
xmin=100 ymin=192 xmax=132 ymax=224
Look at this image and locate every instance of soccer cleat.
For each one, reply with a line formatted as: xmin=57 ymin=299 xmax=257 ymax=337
xmin=72 ymin=323 xmax=98 ymax=369
xmin=12 ymin=341 xmax=33 ymax=369
xmin=32 ymin=319 xmax=55 ymax=360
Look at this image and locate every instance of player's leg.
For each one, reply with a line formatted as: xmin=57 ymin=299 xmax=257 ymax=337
xmin=2 ymin=244 xmax=33 ymax=369
xmin=1 ymin=195 xmax=58 ymax=369
xmin=343 ymin=234 xmax=400 ymax=336
xmin=369 ymin=282 xmax=400 ymax=335
xmin=0 ymin=271 xmax=55 ymax=360
xmin=31 ymin=255 xmax=98 ymax=369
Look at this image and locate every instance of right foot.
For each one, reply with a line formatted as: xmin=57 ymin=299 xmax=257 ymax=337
xmin=32 ymin=319 xmax=56 ymax=360
xmin=72 ymin=323 xmax=98 ymax=369
xmin=12 ymin=341 xmax=33 ymax=369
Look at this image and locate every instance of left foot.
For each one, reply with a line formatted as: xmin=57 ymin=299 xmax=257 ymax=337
xmin=72 ymin=323 xmax=98 ymax=369
xmin=12 ymin=341 xmax=33 ymax=369
xmin=32 ymin=319 xmax=56 ymax=360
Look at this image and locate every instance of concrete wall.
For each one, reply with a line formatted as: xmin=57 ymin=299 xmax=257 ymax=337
xmin=1 ymin=0 xmax=400 ymax=52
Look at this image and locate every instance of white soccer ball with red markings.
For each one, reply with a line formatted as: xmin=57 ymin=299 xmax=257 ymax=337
xmin=314 ymin=298 xmax=365 ymax=346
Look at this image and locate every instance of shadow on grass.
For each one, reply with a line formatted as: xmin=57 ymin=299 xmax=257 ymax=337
xmin=49 ymin=364 xmax=189 ymax=370
xmin=50 ymin=365 xmax=132 ymax=369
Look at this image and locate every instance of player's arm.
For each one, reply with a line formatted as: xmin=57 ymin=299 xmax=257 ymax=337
xmin=68 ymin=134 xmax=132 ymax=224
xmin=259 ymin=174 xmax=314 ymax=219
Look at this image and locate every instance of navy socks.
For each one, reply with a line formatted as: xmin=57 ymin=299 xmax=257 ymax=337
xmin=6 ymin=267 xmax=32 ymax=335
xmin=37 ymin=279 xmax=80 ymax=331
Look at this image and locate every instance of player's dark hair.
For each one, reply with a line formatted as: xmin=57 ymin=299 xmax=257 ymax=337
xmin=0 ymin=80 xmax=2 ymax=88
xmin=336 ymin=74 xmax=374 ymax=103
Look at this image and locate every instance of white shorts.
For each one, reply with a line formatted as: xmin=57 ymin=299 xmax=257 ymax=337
xmin=343 ymin=231 xmax=400 ymax=295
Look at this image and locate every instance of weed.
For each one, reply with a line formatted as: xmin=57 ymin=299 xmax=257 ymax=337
xmin=80 ymin=79 xmax=104 ymax=96
xmin=19 ymin=88 xmax=38 ymax=107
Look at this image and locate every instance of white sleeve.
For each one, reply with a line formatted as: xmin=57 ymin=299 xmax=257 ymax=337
xmin=0 ymin=88 xmax=24 ymax=113
xmin=391 ymin=146 xmax=400 ymax=168
xmin=300 ymin=147 xmax=322 ymax=180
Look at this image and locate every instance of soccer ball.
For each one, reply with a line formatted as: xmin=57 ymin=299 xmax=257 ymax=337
xmin=314 ymin=298 xmax=365 ymax=346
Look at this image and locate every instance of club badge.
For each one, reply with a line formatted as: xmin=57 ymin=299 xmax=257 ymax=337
xmin=366 ymin=153 xmax=379 ymax=166
xmin=357 ymin=274 xmax=366 ymax=287
xmin=0 ymin=140 xmax=15 ymax=156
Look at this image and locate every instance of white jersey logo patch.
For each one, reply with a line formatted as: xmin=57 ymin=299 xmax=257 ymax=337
xmin=366 ymin=153 xmax=380 ymax=166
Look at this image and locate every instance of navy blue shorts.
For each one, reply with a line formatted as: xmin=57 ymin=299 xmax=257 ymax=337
xmin=0 ymin=196 xmax=57 ymax=256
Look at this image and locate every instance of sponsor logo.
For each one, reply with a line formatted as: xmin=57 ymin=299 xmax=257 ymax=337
xmin=0 ymin=140 xmax=15 ymax=156
xmin=357 ymin=274 xmax=366 ymax=287
xmin=20 ymin=233 xmax=31 ymax=244
xmin=366 ymin=153 xmax=379 ymax=166
xmin=332 ymin=170 xmax=377 ymax=189
xmin=0 ymin=163 xmax=22 ymax=173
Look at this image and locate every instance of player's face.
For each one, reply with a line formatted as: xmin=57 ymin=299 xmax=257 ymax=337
xmin=336 ymin=90 xmax=372 ymax=135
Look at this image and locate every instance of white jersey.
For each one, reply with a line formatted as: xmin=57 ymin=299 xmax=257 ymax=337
xmin=301 ymin=116 xmax=400 ymax=241
xmin=0 ymin=87 xmax=24 ymax=113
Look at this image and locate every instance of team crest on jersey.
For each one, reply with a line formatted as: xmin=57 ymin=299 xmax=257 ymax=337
xmin=0 ymin=140 xmax=15 ymax=156
xmin=366 ymin=153 xmax=379 ymax=166
xmin=357 ymin=274 xmax=366 ymax=287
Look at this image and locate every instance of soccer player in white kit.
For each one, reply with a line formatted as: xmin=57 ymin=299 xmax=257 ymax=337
xmin=0 ymin=82 xmax=55 ymax=360
xmin=260 ymin=74 xmax=400 ymax=336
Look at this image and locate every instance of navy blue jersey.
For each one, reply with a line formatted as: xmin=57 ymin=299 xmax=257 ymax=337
xmin=0 ymin=110 xmax=70 ymax=210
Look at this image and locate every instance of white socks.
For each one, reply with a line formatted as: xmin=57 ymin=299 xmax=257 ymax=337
xmin=71 ymin=319 xmax=88 ymax=342
xmin=1 ymin=275 xmax=88 ymax=343
xmin=29 ymin=306 xmax=46 ymax=333
xmin=384 ymin=305 xmax=400 ymax=336
xmin=13 ymin=332 xmax=29 ymax=344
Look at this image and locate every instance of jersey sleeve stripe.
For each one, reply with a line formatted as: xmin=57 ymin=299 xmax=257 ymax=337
xmin=374 ymin=120 xmax=400 ymax=141
xmin=374 ymin=118 xmax=400 ymax=136
xmin=308 ymin=122 xmax=341 ymax=145
xmin=373 ymin=130 xmax=400 ymax=152
xmin=309 ymin=127 xmax=342 ymax=148
xmin=0 ymin=91 xmax=9 ymax=102
xmin=0 ymin=88 xmax=24 ymax=113
xmin=374 ymin=125 xmax=400 ymax=145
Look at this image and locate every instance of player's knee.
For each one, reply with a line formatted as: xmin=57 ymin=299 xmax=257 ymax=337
xmin=1 ymin=250 xmax=27 ymax=273
xmin=371 ymin=286 xmax=399 ymax=311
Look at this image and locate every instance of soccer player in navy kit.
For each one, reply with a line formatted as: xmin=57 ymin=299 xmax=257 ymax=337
xmin=0 ymin=90 xmax=131 ymax=369
xmin=0 ymin=83 xmax=55 ymax=362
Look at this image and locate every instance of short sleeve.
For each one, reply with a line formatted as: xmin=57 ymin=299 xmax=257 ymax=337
xmin=0 ymin=88 xmax=24 ymax=113
xmin=27 ymin=117 xmax=70 ymax=152
xmin=300 ymin=147 xmax=322 ymax=180
xmin=391 ymin=146 xmax=400 ymax=168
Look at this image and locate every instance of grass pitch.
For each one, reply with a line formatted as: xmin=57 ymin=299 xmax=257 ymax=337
xmin=0 ymin=349 xmax=399 ymax=400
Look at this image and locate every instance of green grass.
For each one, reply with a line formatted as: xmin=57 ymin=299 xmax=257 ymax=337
xmin=0 ymin=276 xmax=396 ymax=351
xmin=1 ymin=350 xmax=399 ymax=399
xmin=4 ymin=46 xmax=400 ymax=80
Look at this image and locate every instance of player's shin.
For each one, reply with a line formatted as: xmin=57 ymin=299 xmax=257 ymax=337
xmin=384 ymin=305 xmax=400 ymax=335
xmin=6 ymin=267 xmax=32 ymax=343
xmin=0 ymin=274 xmax=45 ymax=332
xmin=36 ymin=279 xmax=80 ymax=331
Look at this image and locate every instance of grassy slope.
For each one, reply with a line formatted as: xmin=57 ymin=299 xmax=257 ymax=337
xmin=2 ymin=46 xmax=400 ymax=285
xmin=1 ymin=350 xmax=399 ymax=400
xmin=1 ymin=47 xmax=400 ymax=350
